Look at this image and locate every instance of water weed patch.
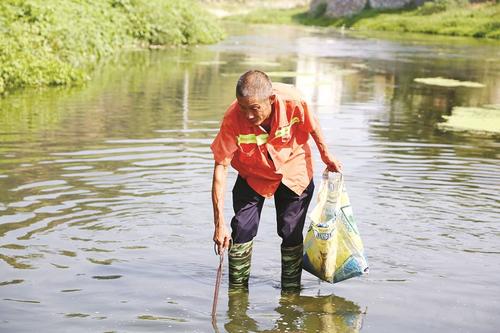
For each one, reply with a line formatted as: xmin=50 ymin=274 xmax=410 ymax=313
xmin=438 ymin=105 xmax=500 ymax=134
xmin=414 ymin=77 xmax=485 ymax=88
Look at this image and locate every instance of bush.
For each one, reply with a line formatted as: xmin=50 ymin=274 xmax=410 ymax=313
xmin=418 ymin=0 xmax=470 ymax=15
xmin=0 ymin=0 xmax=224 ymax=94
xmin=310 ymin=2 xmax=327 ymax=18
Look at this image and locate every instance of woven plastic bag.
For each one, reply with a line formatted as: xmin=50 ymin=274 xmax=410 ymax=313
xmin=303 ymin=171 xmax=369 ymax=283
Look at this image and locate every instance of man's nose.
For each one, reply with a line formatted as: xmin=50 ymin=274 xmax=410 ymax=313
xmin=247 ymin=113 xmax=255 ymax=120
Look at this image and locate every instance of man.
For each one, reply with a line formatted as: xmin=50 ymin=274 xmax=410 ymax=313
xmin=211 ymin=70 xmax=342 ymax=291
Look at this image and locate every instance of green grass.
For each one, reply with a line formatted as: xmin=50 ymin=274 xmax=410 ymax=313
xmin=226 ymin=1 xmax=500 ymax=39
xmin=0 ymin=0 xmax=224 ymax=95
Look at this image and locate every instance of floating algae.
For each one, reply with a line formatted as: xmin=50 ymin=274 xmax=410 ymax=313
xmin=221 ymin=69 xmax=357 ymax=78
xmin=414 ymin=77 xmax=485 ymax=88
xmin=0 ymin=279 xmax=24 ymax=286
xmin=92 ymin=275 xmax=122 ymax=280
xmin=351 ymin=63 xmax=368 ymax=69
xmin=259 ymin=71 xmax=314 ymax=77
xmin=138 ymin=315 xmax=187 ymax=322
xmin=240 ymin=59 xmax=281 ymax=67
xmin=438 ymin=106 xmax=500 ymax=134
xmin=87 ymin=258 xmax=119 ymax=265
xmin=65 ymin=313 xmax=90 ymax=318
xmin=197 ymin=61 xmax=227 ymax=66
xmin=0 ymin=244 xmax=27 ymax=250
xmin=4 ymin=298 xmax=40 ymax=304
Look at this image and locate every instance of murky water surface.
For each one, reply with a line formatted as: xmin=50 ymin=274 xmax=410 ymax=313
xmin=0 ymin=24 xmax=499 ymax=332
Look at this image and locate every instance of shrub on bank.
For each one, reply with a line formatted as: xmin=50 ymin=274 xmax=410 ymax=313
xmin=417 ymin=0 xmax=471 ymax=15
xmin=0 ymin=0 xmax=224 ymax=94
xmin=358 ymin=1 xmax=500 ymax=38
xmin=227 ymin=1 xmax=499 ymax=40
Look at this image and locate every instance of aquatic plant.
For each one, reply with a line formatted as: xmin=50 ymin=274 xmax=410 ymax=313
xmin=414 ymin=77 xmax=485 ymax=88
xmin=438 ymin=105 xmax=500 ymax=134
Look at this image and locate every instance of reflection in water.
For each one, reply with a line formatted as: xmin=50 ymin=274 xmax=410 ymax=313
xmin=224 ymin=289 xmax=363 ymax=333
xmin=183 ymin=69 xmax=190 ymax=130
xmin=295 ymin=55 xmax=344 ymax=114
xmin=224 ymin=289 xmax=259 ymax=333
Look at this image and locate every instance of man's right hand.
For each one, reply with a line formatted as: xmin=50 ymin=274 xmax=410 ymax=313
xmin=213 ymin=224 xmax=231 ymax=255
xmin=212 ymin=162 xmax=231 ymax=255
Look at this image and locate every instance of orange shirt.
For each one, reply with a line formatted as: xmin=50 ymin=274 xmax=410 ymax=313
xmin=211 ymin=83 xmax=318 ymax=197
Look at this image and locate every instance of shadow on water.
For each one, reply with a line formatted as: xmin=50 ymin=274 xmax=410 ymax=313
xmin=219 ymin=289 xmax=364 ymax=333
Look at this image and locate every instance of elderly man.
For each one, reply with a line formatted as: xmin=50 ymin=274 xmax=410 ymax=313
xmin=211 ymin=70 xmax=341 ymax=291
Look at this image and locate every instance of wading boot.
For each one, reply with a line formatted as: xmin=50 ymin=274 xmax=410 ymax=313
xmin=228 ymin=240 xmax=253 ymax=289
xmin=281 ymin=243 xmax=303 ymax=292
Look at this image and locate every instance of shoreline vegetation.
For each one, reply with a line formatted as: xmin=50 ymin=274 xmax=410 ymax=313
xmin=0 ymin=0 xmax=223 ymax=95
xmin=221 ymin=1 xmax=500 ymax=39
xmin=1 ymin=1 xmax=497 ymax=96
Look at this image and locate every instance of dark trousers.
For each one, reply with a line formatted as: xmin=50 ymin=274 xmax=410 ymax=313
xmin=230 ymin=175 xmax=315 ymax=247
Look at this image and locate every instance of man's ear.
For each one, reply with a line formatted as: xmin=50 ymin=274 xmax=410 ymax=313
xmin=269 ymin=94 xmax=276 ymax=105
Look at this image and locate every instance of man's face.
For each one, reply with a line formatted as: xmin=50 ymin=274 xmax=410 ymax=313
xmin=237 ymin=95 xmax=275 ymax=126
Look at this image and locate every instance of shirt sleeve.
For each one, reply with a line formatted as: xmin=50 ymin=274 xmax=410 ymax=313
xmin=301 ymin=100 xmax=318 ymax=133
xmin=210 ymin=114 xmax=238 ymax=166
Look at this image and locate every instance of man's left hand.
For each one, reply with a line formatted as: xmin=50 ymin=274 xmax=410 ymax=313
xmin=322 ymin=153 xmax=343 ymax=173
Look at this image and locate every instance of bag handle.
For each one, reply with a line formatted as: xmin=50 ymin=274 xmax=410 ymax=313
xmin=323 ymin=168 xmax=343 ymax=179
xmin=323 ymin=169 xmax=344 ymax=213
xmin=322 ymin=169 xmax=344 ymax=185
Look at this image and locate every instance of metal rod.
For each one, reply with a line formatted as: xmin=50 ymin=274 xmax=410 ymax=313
xmin=211 ymin=251 xmax=224 ymax=324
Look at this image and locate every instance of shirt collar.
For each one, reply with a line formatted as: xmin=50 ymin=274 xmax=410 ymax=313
xmin=271 ymin=90 xmax=288 ymax=129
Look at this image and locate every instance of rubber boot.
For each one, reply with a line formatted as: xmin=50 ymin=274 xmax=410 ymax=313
xmin=228 ymin=240 xmax=253 ymax=288
xmin=281 ymin=243 xmax=303 ymax=292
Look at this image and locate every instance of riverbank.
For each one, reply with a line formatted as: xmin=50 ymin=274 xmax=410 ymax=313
xmin=224 ymin=1 xmax=499 ymax=39
xmin=0 ymin=0 xmax=223 ymax=95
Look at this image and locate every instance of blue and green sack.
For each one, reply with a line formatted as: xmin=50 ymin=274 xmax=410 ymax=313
xmin=303 ymin=171 xmax=369 ymax=283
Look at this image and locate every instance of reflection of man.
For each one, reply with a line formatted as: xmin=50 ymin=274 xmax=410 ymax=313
xmin=224 ymin=291 xmax=364 ymax=333
xmin=211 ymin=70 xmax=341 ymax=290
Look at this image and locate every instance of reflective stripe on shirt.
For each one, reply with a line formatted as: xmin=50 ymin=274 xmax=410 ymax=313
xmin=237 ymin=133 xmax=269 ymax=146
xmin=236 ymin=117 xmax=301 ymax=145
xmin=275 ymin=117 xmax=300 ymax=138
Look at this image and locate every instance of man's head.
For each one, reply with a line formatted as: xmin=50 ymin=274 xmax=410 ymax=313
xmin=236 ymin=70 xmax=275 ymax=126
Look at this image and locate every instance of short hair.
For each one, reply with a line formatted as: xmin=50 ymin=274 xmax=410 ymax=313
xmin=236 ymin=70 xmax=273 ymax=100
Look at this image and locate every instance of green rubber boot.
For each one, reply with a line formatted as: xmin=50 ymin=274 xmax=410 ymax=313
xmin=281 ymin=243 xmax=303 ymax=292
xmin=228 ymin=240 xmax=253 ymax=288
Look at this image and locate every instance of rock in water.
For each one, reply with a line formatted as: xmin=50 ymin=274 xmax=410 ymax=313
xmin=369 ymin=0 xmax=412 ymax=9
xmin=325 ymin=0 xmax=367 ymax=18
xmin=310 ymin=0 xmax=433 ymax=18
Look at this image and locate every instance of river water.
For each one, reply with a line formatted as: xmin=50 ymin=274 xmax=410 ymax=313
xmin=0 ymin=24 xmax=499 ymax=333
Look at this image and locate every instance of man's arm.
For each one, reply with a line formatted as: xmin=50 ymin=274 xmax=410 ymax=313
xmin=212 ymin=162 xmax=232 ymax=254
xmin=310 ymin=124 xmax=343 ymax=173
